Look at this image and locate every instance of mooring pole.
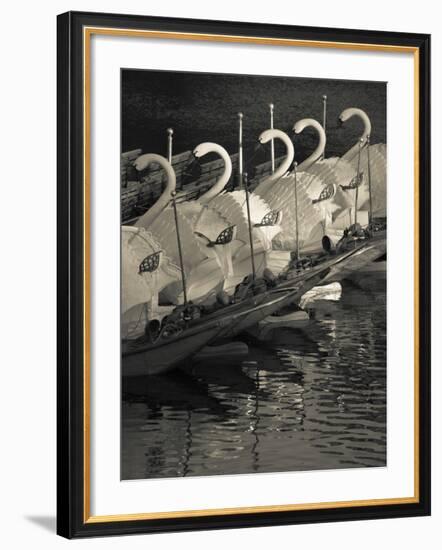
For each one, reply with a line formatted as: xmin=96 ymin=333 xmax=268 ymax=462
xmin=171 ymin=191 xmax=188 ymax=307
xmin=243 ymin=172 xmax=256 ymax=281
xmin=354 ymin=138 xmax=363 ymax=226
xmin=293 ymin=161 xmax=300 ymax=261
xmin=366 ymin=134 xmax=373 ymax=226
xmin=238 ymin=112 xmax=244 ymax=189
xmin=322 ymin=95 xmax=327 ymax=160
xmin=269 ymin=103 xmax=275 ymax=173
xmin=167 ymin=128 xmax=174 ymax=163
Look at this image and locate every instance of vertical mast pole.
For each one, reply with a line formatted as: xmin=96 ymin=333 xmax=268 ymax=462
xmin=293 ymin=161 xmax=300 ymax=261
xmin=243 ymin=173 xmax=256 ymax=281
xmin=354 ymin=138 xmax=363 ymax=226
xmin=166 ymin=127 xmax=173 ymax=163
xmin=366 ymin=134 xmax=373 ymax=226
xmin=171 ymin=191 xmax=188 ymax=307
xmin=238 ymin=112 xmax=243 ymax=189
xmin=167 ymin=128 xmax=189 ymax=306
xmin=322 ymin=95 xmax=327 ymax=160
xmin=269 ymin=103 xmax=275 ymax=173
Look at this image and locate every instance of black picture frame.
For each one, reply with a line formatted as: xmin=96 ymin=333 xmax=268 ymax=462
xmin=57 ymin=10 xmax=431 ymax=539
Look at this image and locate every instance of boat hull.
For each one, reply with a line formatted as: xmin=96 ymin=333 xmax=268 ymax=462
xmin=216 ymin=287 xmax=302 ymax=339
xmin=322 ymin=232 xmax=386 ymax=283
xmin=122 ymin=234 xmax=386 ymax=376
xmin=123 ymin=323 xmax=224 ymax=376
xmin=122 ymin=286 xmax=300 ymax=376
xmin=216 ymin=239 xmax=383 ymax=341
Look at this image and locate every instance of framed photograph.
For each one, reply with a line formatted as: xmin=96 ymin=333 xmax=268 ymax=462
xmin=57 ymin=11 xmax=431 ymax=538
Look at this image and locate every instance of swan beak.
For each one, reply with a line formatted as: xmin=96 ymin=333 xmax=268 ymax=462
xmin=337 ymin=117 xmax=344 ymax=128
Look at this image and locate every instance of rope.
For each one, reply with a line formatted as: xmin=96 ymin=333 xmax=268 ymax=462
xmin=126 ymin=303 xmax=148 ymax=339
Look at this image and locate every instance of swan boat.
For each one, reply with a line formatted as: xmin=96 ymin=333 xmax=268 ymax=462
xmin=209 ymin=121 xmax=376 ymax=261
xmin=292 ymin=112 xmax=387 ymax=282
xmin=122 ymin=227 xmax=385 ymax=376
xmin=122 ymin=284 xmax=301 ymax=376
xmin=339 ymin=107 xmax=387 ymax=218
xmin=293 ymin=117 xmax=366 ymax=220
xmin=254 ymin=128 xmax=334 ymax=253
xmin=122 ymin=225 xmax=182 ymax=339
xmin=133 ymin=153 xmax=237 ymax=305
xmin=292 ymin=109 xmax=386 ymax=221
xmin=191 ymin=141 xmax=288 ymax=291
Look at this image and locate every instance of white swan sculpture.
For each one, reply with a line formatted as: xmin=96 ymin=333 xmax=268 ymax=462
xmin=294 ymin=117 xmax=369 ymax=217
xmin=194 ymin=142 xmax=288 ymax=288
xmin=254 ymin=129 xmax=326 ymax=253
xmin=134 ymin=153 xmax=236 ymax=304
xmin=339 ymin=108 xmax=387 ymax=217
xmin=121 ymin=225 xmax=181 ymax=339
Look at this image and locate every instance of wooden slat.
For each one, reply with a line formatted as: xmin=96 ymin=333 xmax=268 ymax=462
xmin=171 ymin=150 xmax=193 ymax=165
xmin=121 ymin=148 xmax=142 ymax=161
xmin=120 ymin=147 xmax=283 ymax=222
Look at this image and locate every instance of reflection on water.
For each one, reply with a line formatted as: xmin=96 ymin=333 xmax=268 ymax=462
xmin=121 ymin=280 xmax=386 ymax=480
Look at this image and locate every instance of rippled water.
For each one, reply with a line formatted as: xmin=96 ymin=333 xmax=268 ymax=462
xmin=121 ymin=279 xmax=386 ymax=480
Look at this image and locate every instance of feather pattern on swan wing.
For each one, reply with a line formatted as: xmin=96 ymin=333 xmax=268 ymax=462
xmin=341 ymin=143 xmax=386 ymax=217
xmin=298 ymin=170 xmax=342 ymax=226
xmin=253 ymin=169 xmax=290 ymax=197
xmin=207 ymin=192 xmax=251 ymax=245
xmin=227 ymin=190 xmax=282 ymax=249
xmin=121 ymin=226 xmax=180 ymax=314
xmin=257 ymin=173 xmax=324 ymax=251
xmin=190 ymin=204 xmax=237 ymax=278
xmin=358 ymin=144 xmax=387 ymax=217
xmin=304 ymin=157 xmax=367 ymax=213
xmin=147 ymin=206 xmax=207 ymax=275
xmin=146 ymin=202 xmax=239 ymax=304
xmin=306 ymin=157 xmax=353 ymax=188
xmin=181 ymin=202 xmax=234 ymax=243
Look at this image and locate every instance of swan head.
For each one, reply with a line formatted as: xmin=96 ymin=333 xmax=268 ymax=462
xmin=338 ymin=107 xmax=368 ymax=126
xmin=259 ymin=129 xmax=277 ymax=144
xmin=134 ymin=153 xmax=171 ymax=172
xmin=134 ymin=153 xmax=156 ymax=171
xmin=193 ymin=142 xmax=218 ymax=159
xmin=293 ymin=120 xmax=308 ymax=134
xmin=338 ymin=108 xmax=372 ymax=141
xmin=293 ymin=118 xmax=322 ymax=135
xmin=338 ymin=108 xmax=353 ymax=127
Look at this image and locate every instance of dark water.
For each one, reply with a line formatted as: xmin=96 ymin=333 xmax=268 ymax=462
xmin=122 ymin=70 xmax=386 ymax=165
xmin=121 ymin=279 xmax=386 ymax=480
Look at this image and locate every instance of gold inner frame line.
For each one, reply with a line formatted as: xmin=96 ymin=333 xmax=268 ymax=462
xmin=82 ymin=26 xmax=420 ymax=524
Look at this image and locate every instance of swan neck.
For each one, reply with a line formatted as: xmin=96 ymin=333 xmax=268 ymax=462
xmin=199 ymin=144 xmax=233 ymax=203
xmin=136 ymin=155 xmax=176 ymax=227
xmin=270 ymin=131 xmax=295 ymax=181
xmin=297 ymin=120 xmax=326 ymax=170
xmin=345 ymin=109 xmax=372 ymax=160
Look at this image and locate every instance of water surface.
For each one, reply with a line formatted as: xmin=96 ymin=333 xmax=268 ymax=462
xmin=122 ymin=279 xmax=386 ymax=480
xmin=122 ymin=70 xmax=386 ymax=165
